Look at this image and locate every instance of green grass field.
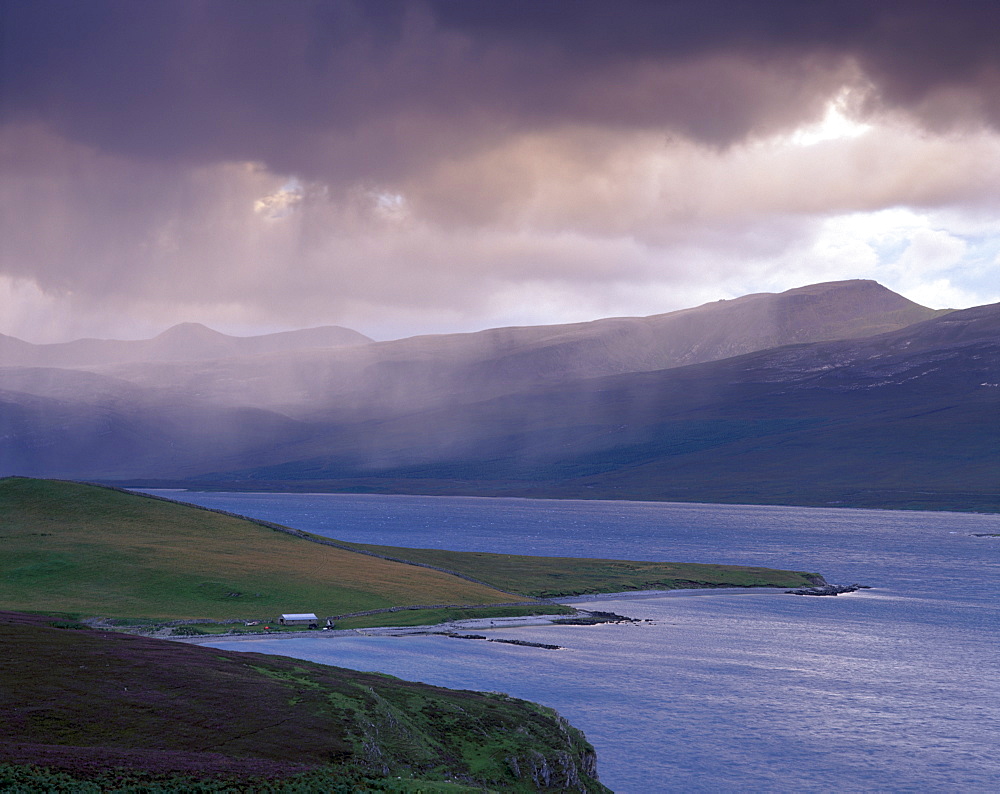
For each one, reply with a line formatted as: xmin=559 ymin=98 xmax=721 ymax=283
xmin=0 ymin=478 xmax=517 ymax=621
xmin=338 ymin=542 xmax=823 ymax=597
xmin=1 ymin=477 xmax=823 ymax=627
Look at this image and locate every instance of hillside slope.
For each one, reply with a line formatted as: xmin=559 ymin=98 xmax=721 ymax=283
xmin=0 ymin=368 xmax=315 ymax=479
xmin=208 ymin=302 xmax=999 ymax=511
xmin=0 ymin=478 xmax=518 ymax=620
xmin=0 ymin=611 xmax=606 ymax=791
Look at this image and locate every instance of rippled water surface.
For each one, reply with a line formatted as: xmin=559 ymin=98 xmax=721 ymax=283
xmin=145 ymin=491 xmax=1000 ymax=792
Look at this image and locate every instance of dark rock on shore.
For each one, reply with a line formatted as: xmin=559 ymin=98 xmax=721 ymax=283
xmin=786 ymin=583 xmax=870 ymax=596
xmin=553 ymin=610 xmax=641 ymax=625
xmin=439 ymin=632 xmax=563 ymax=650
xmin=490 ymin=637 xmax=563 ymax=650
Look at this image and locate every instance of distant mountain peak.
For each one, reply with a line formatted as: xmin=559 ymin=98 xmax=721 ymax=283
xmin=154 ymin=322 xmax=229 ymax=341
xmin=780 ymin=278 xmax=917 ymax=301
xmin=788 ymin=278 xmax=879 ymax=289
xmin=723 ymin=279 xmax=922 ymax=308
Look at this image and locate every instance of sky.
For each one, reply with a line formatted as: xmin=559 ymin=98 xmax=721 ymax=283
xmin=2 ymin=0 xmax=999 ymax=343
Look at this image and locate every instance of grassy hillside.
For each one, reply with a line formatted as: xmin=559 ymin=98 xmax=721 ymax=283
xmin=1 ymin=478 xmax=827 ymax=631
xmin=0 ymin=611 xmax=606 ymax=791
xmin=0 ymin=477 xmax=519 ymax=621
xmin=337 ymin=544 xmax=823 ymax=597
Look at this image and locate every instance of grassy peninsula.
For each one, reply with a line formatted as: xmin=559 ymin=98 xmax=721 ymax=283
xmin=0 ymin=477 xmax=518 ymax=622
xmin=338 ymin=542 xmax=823 ymax=598
xmin=0 ymin=477 xmax=823 ymax=627
xmin=1 ymin=478 xmax=823 ymax=629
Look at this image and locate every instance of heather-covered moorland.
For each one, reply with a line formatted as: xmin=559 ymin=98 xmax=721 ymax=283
xmin=0 ymin=611 xmax=606 ymax=791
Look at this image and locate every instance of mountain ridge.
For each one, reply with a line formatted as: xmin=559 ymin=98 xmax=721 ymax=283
xmin=184 ymin=301 xmax=1000 ymax=511
xmin=0 ymin=323 xmax=373 ymax=367
xmin=4 ymin=279 xmax=992 ymax=511
xmin=55 ymin=279 xmax=946 ymax=419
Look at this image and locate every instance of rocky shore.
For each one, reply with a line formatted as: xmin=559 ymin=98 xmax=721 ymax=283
xmin=785 ymin=583 xmax=871 ymax=596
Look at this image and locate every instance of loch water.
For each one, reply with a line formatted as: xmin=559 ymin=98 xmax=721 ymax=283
xmin=144 ymin=491 xmax=1000 ymax=792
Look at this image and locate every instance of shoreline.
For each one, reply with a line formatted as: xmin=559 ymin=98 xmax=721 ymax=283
xmin=177 ymin=612 xmax=577 ymax=644
xmin=178 ymin=587 xmax=801 ymax=645
xmin=130 ymin=487 xmax=1000 ymax=516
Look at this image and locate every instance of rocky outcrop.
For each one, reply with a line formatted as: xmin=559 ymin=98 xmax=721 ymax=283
xmin=786 ymin=583 xmax=870 ymax=596
xmin=437 ymin=632 xmax=563 ymax=650
xmin=553 ymin=610 xmax=643 ymax=625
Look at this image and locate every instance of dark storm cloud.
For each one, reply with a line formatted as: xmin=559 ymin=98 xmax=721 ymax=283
xmin=3 ymin=0 xmax=999 ymax=182
xmin=441 ymin=0 xmax=1000 ymax=132
xmin=433 ymin=0 xmax=1000 ymax=69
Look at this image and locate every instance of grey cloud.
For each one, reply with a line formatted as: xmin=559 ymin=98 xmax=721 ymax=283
xmin=4 ymin=0 xmax=999 ymax=184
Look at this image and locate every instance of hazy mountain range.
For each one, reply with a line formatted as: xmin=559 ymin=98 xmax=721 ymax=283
xmin=0 ymin=323 xmax=372 ymax=367
xmin=3 ymin=279 xmax=996 ymax=511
